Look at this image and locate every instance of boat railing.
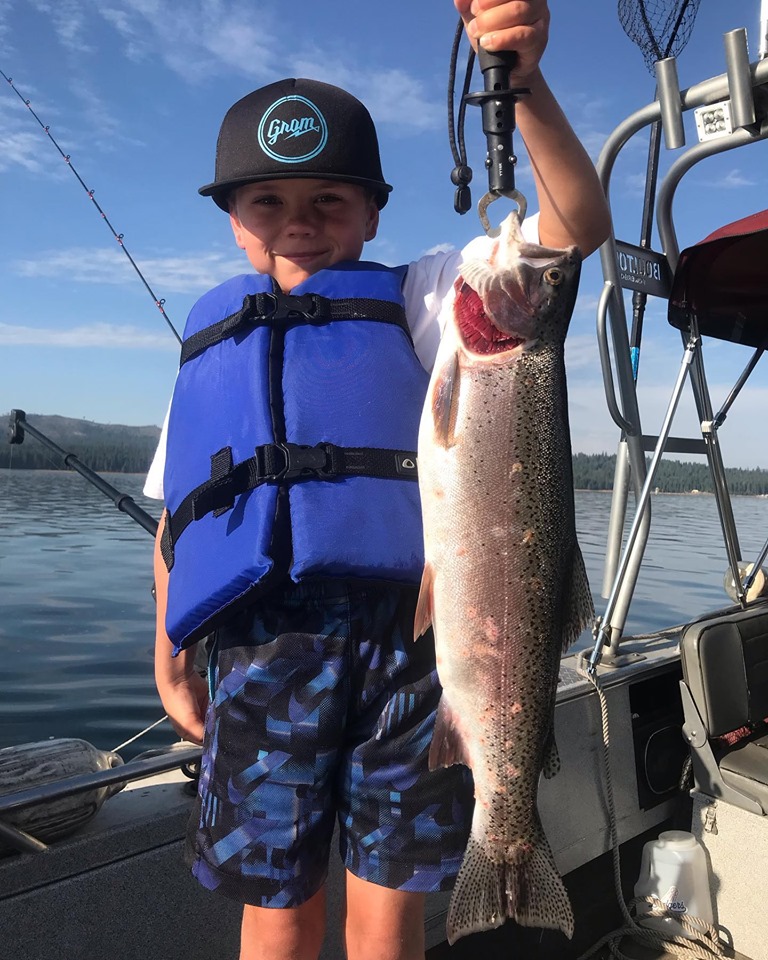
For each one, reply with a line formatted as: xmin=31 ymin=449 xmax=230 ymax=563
xmin=590 ymin=28 xmax=768 ymax=667
xmin=0 ymin=745 xmax=201 ymax=855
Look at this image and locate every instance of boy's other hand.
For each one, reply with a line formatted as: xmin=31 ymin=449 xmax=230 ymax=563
xmin=455 ymin=0 xmax=550 ymax=83
xmin=155 ymin=648 xmax=209 ymax=744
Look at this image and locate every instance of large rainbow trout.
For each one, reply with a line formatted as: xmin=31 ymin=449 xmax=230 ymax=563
xmin=415 ymin=213 xmax=594 ymax=943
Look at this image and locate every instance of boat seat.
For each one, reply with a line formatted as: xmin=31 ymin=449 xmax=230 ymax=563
xmin=679 ymin=600 xmax=768 ymax=816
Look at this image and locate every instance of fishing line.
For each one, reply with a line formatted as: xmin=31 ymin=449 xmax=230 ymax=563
xmin=112 ymin=714 xmax=169 ymax=754
xmin=1 ymin=69 xmax=182 ymax=345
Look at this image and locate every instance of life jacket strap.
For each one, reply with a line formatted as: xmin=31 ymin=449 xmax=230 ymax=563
xmin=161 ymin=442 xmax=419 ymax=571
xmin=179 ymin=292 xmax=411 ymax=367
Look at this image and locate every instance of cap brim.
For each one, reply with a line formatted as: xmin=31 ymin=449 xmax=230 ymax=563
xmin=199 ymin=171 xmax=392 ymax=211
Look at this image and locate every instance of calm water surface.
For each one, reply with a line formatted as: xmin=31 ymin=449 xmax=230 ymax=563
xmin=2 ymin=470 xmax=768 ymax=758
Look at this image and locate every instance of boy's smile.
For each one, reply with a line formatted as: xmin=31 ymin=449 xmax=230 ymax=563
xmin=228 ymin=178 xmax=380 ymax=292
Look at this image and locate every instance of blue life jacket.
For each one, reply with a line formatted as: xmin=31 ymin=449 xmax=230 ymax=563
xmin=161 ymin=261 xmax=429 ymax=653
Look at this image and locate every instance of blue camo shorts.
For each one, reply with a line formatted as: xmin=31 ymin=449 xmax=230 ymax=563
xmin=185 ymin=580 xmax=474 ymax=907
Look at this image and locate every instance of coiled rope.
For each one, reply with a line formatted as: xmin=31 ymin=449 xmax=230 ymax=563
xmin=1 ymin=68 xmax=182 ymax=345
xmin=577 ymin=669 xmax=725 ymax=960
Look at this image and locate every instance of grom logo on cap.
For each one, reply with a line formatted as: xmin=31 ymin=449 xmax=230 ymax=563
xmin=257 ymin=95 xmax=329 ymax=164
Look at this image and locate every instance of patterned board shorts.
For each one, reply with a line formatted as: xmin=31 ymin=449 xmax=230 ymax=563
xmin=185 ymin=580 xmax=474 ymax=908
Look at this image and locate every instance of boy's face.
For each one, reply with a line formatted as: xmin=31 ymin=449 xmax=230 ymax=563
xmin=228 ymin=178 xmax=380 ymax=291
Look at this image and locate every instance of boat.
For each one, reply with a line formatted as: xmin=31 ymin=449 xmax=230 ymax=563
xmin=2 ymin=8 xmax=768 ymax=960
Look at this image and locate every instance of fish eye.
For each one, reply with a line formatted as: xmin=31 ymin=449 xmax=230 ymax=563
xmin=544 ymin=268 xmax=563 ymax=286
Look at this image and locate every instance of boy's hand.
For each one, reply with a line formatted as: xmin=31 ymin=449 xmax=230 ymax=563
xmin=156 ymin=662 xmax=209 ymax=745
xmin=455 ymin=0 xmax=550 ymax=83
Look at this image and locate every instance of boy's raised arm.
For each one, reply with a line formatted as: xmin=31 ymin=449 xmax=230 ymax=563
xmin=455 ymin=0 xmax=611 ymax=256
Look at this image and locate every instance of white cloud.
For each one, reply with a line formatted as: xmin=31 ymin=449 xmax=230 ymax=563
xmin=0 ymin=0 xmax=14 ymax=45
xmin=0 ymin=129 xmax=52 ymax=174
xmin=0 ymin=320 xmax=177 ymax=349
xmin=422 ymin=242 xmax=456 ymax=257
xmin=710 ymin=168 xmax=758 ymax=190
xmin=30 ymin=0 xmax=92 ymax=54
xmin=12 ymin=247 xmax=247 ymax=293
xmin=27 ymin=0 xmax=445 ymax=135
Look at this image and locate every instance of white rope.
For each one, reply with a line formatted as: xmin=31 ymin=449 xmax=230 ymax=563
xmin=577 ymin=670 xmax=725 ymax=960
xmin=112 ymin=715 xmax=169 ymax=753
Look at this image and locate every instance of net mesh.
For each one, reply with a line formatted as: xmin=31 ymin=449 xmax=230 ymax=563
xmin=618 ymin=0 xmax=702 ymax=73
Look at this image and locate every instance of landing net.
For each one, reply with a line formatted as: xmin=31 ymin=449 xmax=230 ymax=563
xmin=618 ymin=0 xmax=702 ymax=73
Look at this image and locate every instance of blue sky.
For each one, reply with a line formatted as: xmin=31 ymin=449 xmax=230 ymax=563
xmin=1 ymin=1 xmax=767 ymax=467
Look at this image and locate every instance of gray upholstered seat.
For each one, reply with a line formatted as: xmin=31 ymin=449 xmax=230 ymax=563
xmin=679 ymin=600 xmax=768 ymax=815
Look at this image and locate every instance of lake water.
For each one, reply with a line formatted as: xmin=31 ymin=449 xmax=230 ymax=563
xmin=2 ymin=469 xmax=768 ymax=759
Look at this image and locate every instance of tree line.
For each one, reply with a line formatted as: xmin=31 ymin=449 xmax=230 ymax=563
xmin=5 ymin=441 xmax=768 ymax=495
xmin=1 ymin=438 xmax=159 ymax=474
xmin=572 ymin=453 xmax=768 ymax=496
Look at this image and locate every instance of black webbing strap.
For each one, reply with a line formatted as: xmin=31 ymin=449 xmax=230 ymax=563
xmin=161 ymin=442 xmax=418 ymax=571
xmin=179 ymin=292 xmax=411 ymax=367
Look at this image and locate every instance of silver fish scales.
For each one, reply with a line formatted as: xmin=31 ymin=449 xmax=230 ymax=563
xmin=415 ymin=213 xmax=594 ymax=944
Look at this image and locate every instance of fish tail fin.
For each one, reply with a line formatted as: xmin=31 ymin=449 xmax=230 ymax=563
xmin=446 ymin=826 xmax=574 ymax=945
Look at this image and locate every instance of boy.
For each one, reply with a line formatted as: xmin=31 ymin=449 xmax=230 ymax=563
xmin=147 ymin=2 xmax=611 ymax=958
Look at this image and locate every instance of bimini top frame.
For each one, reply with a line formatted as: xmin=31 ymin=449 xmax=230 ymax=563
xmin=589 ymin=28 xmax=768 ymax=669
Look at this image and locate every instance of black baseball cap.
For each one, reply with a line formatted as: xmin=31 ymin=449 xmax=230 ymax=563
xmin=199 ymin=78 xmax=393 ymax=211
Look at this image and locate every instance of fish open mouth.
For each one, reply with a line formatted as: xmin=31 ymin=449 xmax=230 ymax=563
xmin=454 ymin=281 xmax=524 ymax=356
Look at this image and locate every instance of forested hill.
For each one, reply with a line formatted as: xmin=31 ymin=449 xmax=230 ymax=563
xmin=2 ymin=414 xmax=161 ymax=474
xmin=3 ymin=414 xmax=768 ymax=494
xmin=572 ymin=453 xmax=768 ymax=497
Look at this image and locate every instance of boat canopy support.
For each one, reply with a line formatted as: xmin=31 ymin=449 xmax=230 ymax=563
xmin=590 ymin=29 xmax=768 ymax=669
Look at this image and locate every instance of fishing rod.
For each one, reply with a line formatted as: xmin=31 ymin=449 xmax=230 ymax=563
xmin=0 ymin=69 xmax=182 ymax=346
xmin=7 ymin=410 xmax=159 ymax=538
xmin=448 ymin=21 xmax=530 ymax=236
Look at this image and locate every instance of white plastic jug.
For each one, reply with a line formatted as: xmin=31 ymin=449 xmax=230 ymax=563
xmin=634 ymin=830 xmax=713 ymax=937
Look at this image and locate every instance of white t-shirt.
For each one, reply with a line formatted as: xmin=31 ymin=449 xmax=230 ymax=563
xmin=143 ymin=214 xmax=539 ymax=500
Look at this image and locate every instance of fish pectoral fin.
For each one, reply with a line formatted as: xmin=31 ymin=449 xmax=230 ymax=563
xmin=414 ymin=563 xmax=435 ymax=641
xmin=459 ymin=258 xmax=497 ymax=301
xmin=562 ymin=544 xmax=595 ymax=652
xmin=428 ymin=696 xmax=471 ymax=770
xmin=431 ymin=351 xmax=460 ymax=448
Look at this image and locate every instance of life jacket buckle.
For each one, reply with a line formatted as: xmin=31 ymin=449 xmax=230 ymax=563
xmin=264 ymin=293 xmax=329 ymax=323
xmin=273 ymin=442 xmax=338 ymax=481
